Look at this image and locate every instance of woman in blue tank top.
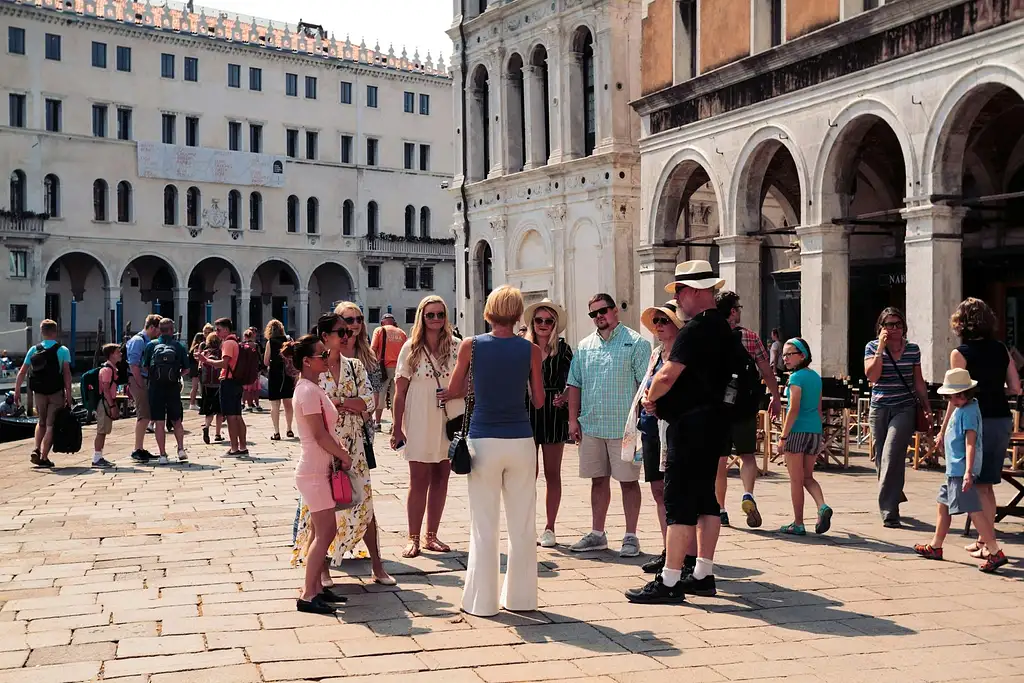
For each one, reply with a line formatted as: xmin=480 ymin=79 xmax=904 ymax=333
xmin=447 ymin=285 xmax=545 ymax=617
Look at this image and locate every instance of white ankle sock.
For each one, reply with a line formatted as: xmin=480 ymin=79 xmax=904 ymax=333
xmin=661 ymin=568 xmax=682 ymax=587
xmin=92 ymin=452 xmax=103 ymax=463
xmin=693 ymin=557 xmax=714 ymax=580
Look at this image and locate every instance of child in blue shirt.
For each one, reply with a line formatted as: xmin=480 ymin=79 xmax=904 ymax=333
xmin=778 ymin=338 xmax=833 ymax=536
xmin=914 ymin=368 xmax=1008 ymax=573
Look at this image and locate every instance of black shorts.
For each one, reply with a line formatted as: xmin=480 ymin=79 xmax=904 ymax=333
xmin=727 ymin=412 xmax=759 ymax=456
xmin=664 ymin=408 xmax=729 ymax=526
xmin=219 ymin=379 xmax=243 ymax=416
xmin=148 ymin=382 xmax=183 ymax=423
xmin=641 ymin=429 xmax=664 ymax=483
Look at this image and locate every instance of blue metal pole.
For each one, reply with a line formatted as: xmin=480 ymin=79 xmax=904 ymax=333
xmin=69 ymin=299 xmax=77 ymax=370
xmin=116 ymin=299 xmax=123 ymax=339
xmin=282 ymin=301 xmax=289 ymax=333
xmin=154 ymin=299 xmax=161 ymax=315
xmin=205 ymin=301 xmax=213 ymax=325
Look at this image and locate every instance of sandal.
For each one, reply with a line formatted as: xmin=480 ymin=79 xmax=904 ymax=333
xmin=423 ymin=532 xmax=451 ymax=553
xmin=402 ymin=534 xmax=421 ymax=558
xmin=979 ymin=549 xmax=1008 ymax=573
xmin=969 ymin=546 xmax=992 ymax=560
xmin=287 ymin=430 xmax=295 ymax=438
xmin=779 ymin=523 xmax=806 ymax=536
xmin=271 ymin=433 xmax=281 ymax=441
xmin=913 ymin=543 xmax=944 ymax=560
xmin=965 ymin=540 xmax=985 ymax=553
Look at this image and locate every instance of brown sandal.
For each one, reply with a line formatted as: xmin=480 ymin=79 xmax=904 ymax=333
xmin=423 ymin=532 xmax=451 ymax=553
xmin=402 ymin=534 xmax=421 ymax=558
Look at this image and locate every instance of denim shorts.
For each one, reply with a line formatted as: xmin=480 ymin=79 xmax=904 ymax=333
xmin=938 ymin=476 xmax=983 ymax=515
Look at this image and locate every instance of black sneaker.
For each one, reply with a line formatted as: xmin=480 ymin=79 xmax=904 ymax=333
xmin=130 ymin=449 xmax=153 ymax=462
xmin=641 ymin=550 xmax=666 ymax=575
xmin=202 ymin=427 xmax=210 ymax=444
xmin=882 ymin=518 xmax=902 ymax=529
xmin=625 ymin=575 xmax=686 ymax=604
xmin=92 ymin=458 xmax=114 ymax=468
xmin=720 ymin=510 xmax=730 ymax=527
xmin=678 ymin=573 xmax=717 ymax=597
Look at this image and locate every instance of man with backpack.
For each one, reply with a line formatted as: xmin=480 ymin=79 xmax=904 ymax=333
xmin=142 ymin=318 xmax=190 ymax=464
xmin=200 ymin=317 xmax=253 ymax=457
xmin=13 ymin=319 xmax=72 ymax=468
xmin=127 ymin=315 xmax=162 ymax=462
xmin=714 ymin=291 xmax=783 ymax=529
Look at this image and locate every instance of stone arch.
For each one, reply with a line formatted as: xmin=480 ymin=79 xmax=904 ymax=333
xmin=43 ymin=250 xmax=113 ymax=291
xmin=471 ymin=239 xmax=494 ymax=333
xmin=649 ymin=147 xmax=727 ymax=243
xmin=186 ymin=256 xmax=243 ymax=339
xmin=43 ymin=251 xmax=113 ymax=339
xmin=729 ymin=124 xmax=809 ymax=234
xmin=513 ymin=227 xmax=549 ymax=271
xmin=506 ymin=52 xmax=526 ymax=173
xmin=508 ymin=220 xmax=552 ymax=268
xmin=250 ymin=257 xmax=303 ymax=334
xmin=308 ymin=261 xmax=357 ymax=320
xmin=117 ymin=254 xmax=183 ymax=290
xmin=119 ymin=254 xmax=182 ymax=326
xmin=468 ymin=64 xmax=492 ymax=182
xmin=923 ymin=64 xmax=1024 ymax=197
xmin=813 ymin=97 xmax=917 ymax=225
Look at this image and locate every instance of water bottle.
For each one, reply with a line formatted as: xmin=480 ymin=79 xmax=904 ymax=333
xmin=724 ymin=373 xmax=739 ymax=405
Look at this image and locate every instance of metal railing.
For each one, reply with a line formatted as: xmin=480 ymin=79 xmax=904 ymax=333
xmin=360 ymin=236 xmax=455 ymax=259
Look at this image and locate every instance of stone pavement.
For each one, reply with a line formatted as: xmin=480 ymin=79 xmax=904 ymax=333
xmin=0 ymin=412 xmax=1023 ymax=683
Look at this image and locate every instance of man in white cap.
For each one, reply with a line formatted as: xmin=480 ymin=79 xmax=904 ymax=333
xmin=626 ymin=261 xmax=733 ymax=603
xmin=371 ymin=312 xmax=408 ymax=431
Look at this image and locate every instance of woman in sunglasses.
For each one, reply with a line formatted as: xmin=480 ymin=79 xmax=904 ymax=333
xmin=864 ymin=306 xmax=932 ymax=528
xmin=391 ymin=295 xmax=465 ymax=558
xmin=523 ymin=298 xmax=573 ymax=548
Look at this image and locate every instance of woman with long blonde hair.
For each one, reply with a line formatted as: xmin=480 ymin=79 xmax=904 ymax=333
xmin=264 ymin=319 xmax=295 ymax=440
xmin=391 ymin=295 xmax=465 ymax=558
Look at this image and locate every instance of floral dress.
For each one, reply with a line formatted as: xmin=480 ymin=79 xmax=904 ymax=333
xmin=291 ymin=357 xmax=376 ymax=567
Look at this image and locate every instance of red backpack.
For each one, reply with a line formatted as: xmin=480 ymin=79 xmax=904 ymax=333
xmin=231 ymin=340 xmax=260 ymax=385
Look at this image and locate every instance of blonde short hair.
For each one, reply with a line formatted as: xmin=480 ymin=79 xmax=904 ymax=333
xmin=484 ymin=285 xmax=524 ymax=327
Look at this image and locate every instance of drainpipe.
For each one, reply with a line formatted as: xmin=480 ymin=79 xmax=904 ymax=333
xmin=458 ymin=0 xmax=471 ymax=302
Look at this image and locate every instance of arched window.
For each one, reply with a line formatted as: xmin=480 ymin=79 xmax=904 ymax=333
xmin=529 ymin=46 xmax=551 ymax=165
xmin=420 ymin=206 xmax=431 ymax=238
xmin=163 ymin=185 xmax=178 ymax=225
xmin=116 ymin=181 xmax=132 ymax=223
xmin=228 ymin=190 xmax=240 ymax=229
xmin=576 ymin=28 xmax=596 ymax=157
xmin=404 ymin=204 xmax=415 ymax=237
xmin=43 ymin=174 xmax=60 ymax=217
xmin=469 ymin=66 xmax=490 ymax=182
xmin=306 ymin=197 xmax=319 ymax=234
xmin=10 ymin=170 xmax=26 ymax=214
xmin=249 ymin=192 xmax=262 ymax=230
xmin=186 ymin=187 xmax=200 ymax=227
xmin=93 ymin=179 xmax=108 ymax=221
xmin=367 ymin=201 xmax=378 ymax=237
xmin=342 ymin=199 xmax=354 ymax=236
xmin=287 ymin=195 xmax=300 ymax=233
xmin=506 ymin=53 xmax=525 ymax=173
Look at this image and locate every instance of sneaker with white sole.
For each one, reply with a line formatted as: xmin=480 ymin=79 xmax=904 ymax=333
xmin=538 ymin=529 xmax=557 ymax=548
xmin=570 ymin=531 xmax=608 ymax=552
xmin=620 ymin=533 xmax=641 ymax=558
xmin=157 ymin=455 xmax=169 ymax=465
xmin=177 ymin=448 xmax=188 ymax=462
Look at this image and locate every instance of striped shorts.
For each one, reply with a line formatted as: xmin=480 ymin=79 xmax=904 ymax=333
xmin=782 ymin=432 xmax=823 ymax=456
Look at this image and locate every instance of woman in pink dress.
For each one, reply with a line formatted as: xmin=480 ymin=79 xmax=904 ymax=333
xmin=284 ymin=334 xmax=353 ymax=615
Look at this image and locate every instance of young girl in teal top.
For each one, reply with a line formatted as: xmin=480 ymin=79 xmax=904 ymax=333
xmin=779 ymin=338 xmax=833 ymax=536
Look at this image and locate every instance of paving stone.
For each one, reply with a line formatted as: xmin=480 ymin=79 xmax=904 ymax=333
xmin=70 ymin=621 xmax=157 ymax=644
xmin=293 ymin=623 xmax=375 ymax=643
xmin=259 ymin=659 xmax=344 ymax=681
xmin=149 ymin=664 xmax=263 ymax=683
xmin=206 ymin=628 xmax=299 ymax=649
xmin=475 ymin=660 xmax=587 ymax=682
xmin=0 ymin=660 xmax=101 ymax=683
xmin=420 ymin=645 xmax=527 ymax=670
xmin=245 ymin=642 xmax=342 ymax=662
xmin=24 ymin=642 xmax=115 ymax=666
xmin=341 ymin=653 xmax=429 ymax=676
xmin=102 ymin=648 xmax=247 ymax=678
xmin=413 ymin=628 xmax=523 ymax=651
xmin=0 ymin=651 xmax=28 ymax=669
xmin=161 ymin=615 xmax=261 ymax=634
xmin=116 ymin=634 xmax=206 ymax=657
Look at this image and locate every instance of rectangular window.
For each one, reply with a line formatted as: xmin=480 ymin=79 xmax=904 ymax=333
xmin=403 ymin=91 xmax=414 ymax=113
xmin=305 ymin=76 xmax=317 ymax=100
xmin=863 ymin=0 xmax=879 ymax=8
xmin=9 ymin=304 xmax=28 ymax=323
xmin=116 ymin=45 xmax=131 ymax=72
xmin=44 ymin=33 xmax=60 ymax=60
xmin=366 ymin=138 xmax=378 ymax=166
xmin=185 ymin=116 xmax=199 ymax=147
xmin=249 ymin=123 xmax=263 ymax=153
xmin=368 ymin=307 xmax=381 ymax=324
xmin=117 ymin=106 xmax=132 ymax=140
xmin=419 ymin=266 xmax=434 ymax=290
xmin=184 ymin=56 xmax=199 ymax=82
xmin=161 ymin=52 xmax=175 ymax=78
xmin=420 ymin=93 xmax=430 ymax=115
xmin=44 ymin=98 xmax=61 ymax=132
xmin=340 ymin=80 xmax=352 ymax=104
xmin=228 ymin=121 xmax=241 ymax=151
xmin=305 ymin=131 xmax=318 ymax=160
xmin=419 ymin=144 xmax=430 ymax=172
xmin=8 ymin=94 xmax=26 ymax=128
xmin=249 ymin=67 xmax=262 ymax=91
xmin=227 ymin=63 xmax=241 ymax=88
xmin=404 ymin=142 xmax=415 ymax=170
xmin=92 ymin=41 xmax=107 ymax=68
xmin=367 ymin=265 xmax=381 ymax=289
xmin=8 ymin=27 xmax=25 ymax=55
xmin=161 ymin=113 xmax=176 ymax=144
xmin=340 ymin=135 xmax=353 ymax=164
xmin=285 ymin=73 xmax=298 ymax=97
xmin=9 ymin=250 xmax=28 ymax=279
xmin=366 ymin=85 xmax=378 ymax=108
xmin=405 ymin=308 xmax=416 ymax=324
xmin=404 ymin=266 xmax=417 ymax=290
xmin=92 ymin=104 xmax=108 ymax=138
xmin=286 ymin=128 xmax=298 ymax=158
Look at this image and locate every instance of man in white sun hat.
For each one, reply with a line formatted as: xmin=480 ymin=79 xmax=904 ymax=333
xmin=626 ymin=260 xmax=733 ymax=604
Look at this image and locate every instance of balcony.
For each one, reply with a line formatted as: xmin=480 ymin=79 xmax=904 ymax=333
xmin=0 ymin=211 xmax=48 ymax=240
xmin=360 ymin=234 xmax=455 ymax=260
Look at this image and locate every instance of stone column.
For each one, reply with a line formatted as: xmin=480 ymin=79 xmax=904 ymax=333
xmin=504 ymin=69 xmax=525 ymax=173
xmin=550 ymin=222 xmax=566 ymax=305
xmin=797 ymin=224 xmax=849 ymax=378
xmin=104 ymin=286 xmax=119 ymax=339
xmin=637 ymin=245 xmax=679 ymax=339
xmin=173 ymin=287 xmax=189 ymax=339
xmin=545 ymin=44 xmax=564 ymax=166
xmin=717 ymin=235 xmax=763 ymax=335
xmin=297 ymin=289 xmax=310 ymax=338
xmin=564 ymin=52 xmax=584 ymax=161
xmin=595 ymin=26 xmax=614 ymax=152
xmin=236 ymin=288 xmax=250 ymax=334
xmin=523 ymin=65 xmax=545 ymax=170
xmin=468 ymin=86 xmax=488 ymax=183
xmin=451 ymin=64 xmax=465 ymax=184
xmin=903 ymin=204 xmax=965 ymax=383
xmin=487 ymin=67 xmax=504 ymax=179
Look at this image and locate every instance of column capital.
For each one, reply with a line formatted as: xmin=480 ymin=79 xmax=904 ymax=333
xmin=637 ymin=244 xmax=679 ymax=268
xmin=901 ymin=204 xmax=967 ymax=243
xmin=296 ymin=288 xmax=310 ymax=302
xmin=796 ymin=224 xmax=848 ymax=256
xmin=715 ymin=235 xmax=762 ymax=264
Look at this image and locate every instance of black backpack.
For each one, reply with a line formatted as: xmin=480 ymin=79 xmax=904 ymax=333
xmin=731 ymin=328 xmax=765 ymax=417
xmin=149 ymin=342 xmax=182 ymax=384
xmin=28 ymin=343 xmax=64 ymax=395
xmin=115 ymin=334 xmax=139 ymax=386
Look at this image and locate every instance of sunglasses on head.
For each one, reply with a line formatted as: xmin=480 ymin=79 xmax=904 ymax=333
xmin=652 ymin=316 xmax=672 ymax=326
xmin=424 ymin=311 xmax=446 ymax=320
xmin=309 ymin=350 xmax=329 ymax=360
xmin=533 ymin=317 xmax=555 ymax=326
xmin=588 ymin=306 xmax=613 ymax=319
xmin=342 ymin=315 xmax=364 ymax=325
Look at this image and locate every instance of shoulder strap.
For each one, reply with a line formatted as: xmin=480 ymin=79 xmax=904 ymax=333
xmin=461 ymin=338 xmax=476 ymax=434
xmin=423 ymin=352 xmax=450 ymax=421
xmin=884 ymin=347 xmax=923 ymax=407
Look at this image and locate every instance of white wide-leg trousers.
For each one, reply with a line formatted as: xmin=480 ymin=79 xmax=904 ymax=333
xmin=461 ymin=437 xmax=538 ymax=617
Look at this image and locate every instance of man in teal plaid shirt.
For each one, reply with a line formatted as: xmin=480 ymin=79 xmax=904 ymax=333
xmin=567 ymin=293 xmax=652 ymax=557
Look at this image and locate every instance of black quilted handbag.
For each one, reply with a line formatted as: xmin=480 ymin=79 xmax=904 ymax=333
xmin=447 ymin=338 xmax=475 ymax=475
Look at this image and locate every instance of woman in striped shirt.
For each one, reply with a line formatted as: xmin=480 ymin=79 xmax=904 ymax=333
xmin=864 ymin=307 xmax=933 ymax=528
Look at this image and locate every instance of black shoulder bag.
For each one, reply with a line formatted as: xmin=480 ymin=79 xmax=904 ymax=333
xmin=447 ymin=338 xmax=475 ymax=475
xmin=344 ymin=358 xmax=377 ymax=470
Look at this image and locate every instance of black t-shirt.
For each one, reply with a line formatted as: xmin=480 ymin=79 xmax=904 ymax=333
xmin=958 ymin=338 xmax=1012 ymax=419
xmin=656 ymin=308 xmax=734 ymax=421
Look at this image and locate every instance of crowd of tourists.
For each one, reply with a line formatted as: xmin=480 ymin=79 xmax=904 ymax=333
xmin=9 ymin=259 xmax=1016 ymax=615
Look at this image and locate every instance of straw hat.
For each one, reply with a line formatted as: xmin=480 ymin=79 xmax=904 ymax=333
xmin=523 ymin=298 xmax=567 ymax=335
xmin=936 ymin=367 xmax=979 ymax=395
xmin=663 ymin=259 xmax=726 ymax=294
xmin=641 ymin=300 xmax=684 ymax=335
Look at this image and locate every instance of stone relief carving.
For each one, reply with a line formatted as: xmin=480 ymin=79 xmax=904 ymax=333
xmin=490 ymin=215 xmax=508 ymax=238
xmin=203 ymin=198 xmax=226 ymax=229
xmin=547 ymin=204 xmax=566 ymax=226
xmin=689 ymin=202 xmax=713 ymax=226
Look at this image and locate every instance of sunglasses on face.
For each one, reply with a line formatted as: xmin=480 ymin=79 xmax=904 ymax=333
xmin=331 ymin=328 xmax=354 ymax=339
xmin=534 ymin=317 xmax=555 ymax=326
xmin=652 ymin=317 xmax=672 ymax=326
xmin=588 ymin=306 xmax=613 ymax=319
xmin=342 ymin=315 xmax=364 ymax=325
xmin=881 ymin=321 xmax=904 ymax=330
xmin=424 ymin=311 xmax=446 ymax=320
xmin=308 ymin=350 xmax=329 ymax=360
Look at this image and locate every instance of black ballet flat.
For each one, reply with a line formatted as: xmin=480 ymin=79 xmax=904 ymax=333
xmin=319 ymin=588 xmax=348 ymax=603
xmin=296 ymin=596 xmax=336 ymax=614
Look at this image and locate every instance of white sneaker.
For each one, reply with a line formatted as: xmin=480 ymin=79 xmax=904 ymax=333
xmin=189 ymin=404 xmax=199 ymax=412
xmin=177 ymin=449 xmax=188 ymax=462
xmin=538 ymin=529 xmax=557 ymax=548
xmin=620 ymin=533 xmax=641 ymax=558
xmin=157 ymin=455 xmax=169 ymax=465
